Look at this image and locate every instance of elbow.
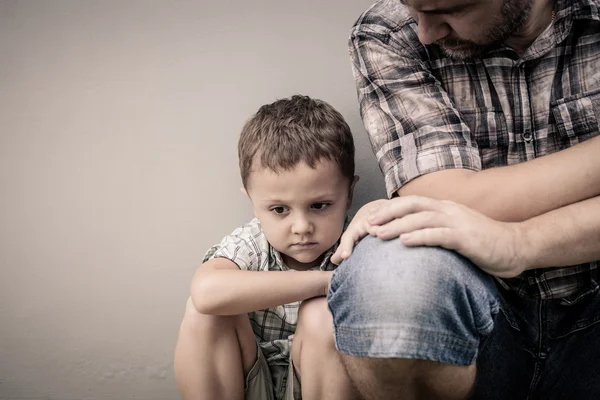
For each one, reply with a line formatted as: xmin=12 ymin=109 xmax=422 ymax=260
xmin=190 ymin=277 xmax=219 ymax=315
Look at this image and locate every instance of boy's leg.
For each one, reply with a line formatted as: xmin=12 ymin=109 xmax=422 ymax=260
xmin=327 ymin=236 xmax=501 ymax=400
xmin=290 ymin=296 xmax=360 ymax=400
xmin=174 ymin=297 xmax=258 ymax=400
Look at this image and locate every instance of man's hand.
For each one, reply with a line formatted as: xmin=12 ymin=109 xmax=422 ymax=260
xmin=367 ymin=196 xmax=527 ymax=278
xmin=331 ymin=199 xmax=388 ymax=265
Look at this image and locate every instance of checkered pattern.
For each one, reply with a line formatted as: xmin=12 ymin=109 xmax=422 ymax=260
xmin=203 ymin=218 xmax=337 ymax=398
xmin=350 ymin=0 xmax=600 ymax=299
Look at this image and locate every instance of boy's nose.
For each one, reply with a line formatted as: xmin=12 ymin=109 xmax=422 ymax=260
xmin=292 ymin=215 xmax=314 ymax=235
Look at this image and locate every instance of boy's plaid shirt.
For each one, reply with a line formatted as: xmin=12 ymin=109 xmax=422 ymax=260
xmin=350 ymin=0 xmax=600 ymax=300
xmin=203 ymin=218 xmax=338 ymax=393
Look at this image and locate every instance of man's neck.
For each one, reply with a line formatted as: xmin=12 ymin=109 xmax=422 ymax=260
xmin=504 ymin=0 xmax=555 ymax=55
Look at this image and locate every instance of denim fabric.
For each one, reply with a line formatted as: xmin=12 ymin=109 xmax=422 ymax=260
xmin=328 ymin=235 xmax=500 ymax=365
xmin=328 ymin=235 xmax=600 ymax=399
xmin=473 ymin=283 xmax=600 ymax=399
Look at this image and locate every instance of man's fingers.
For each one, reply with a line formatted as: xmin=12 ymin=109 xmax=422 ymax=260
xmin=368 ymin=195 xmax=448 ymax=225
xmin=331 ymin=247 xmax=350 ymax=264
xmin=332 ymin=228 xmax=361 ymax=264
xmin=374 ymin=211 xmax=447 ymax=240
xmin=330 ymin=250 xmax=343 ymax=265
xmin=400 ymin=227 xmax=457 ymax=249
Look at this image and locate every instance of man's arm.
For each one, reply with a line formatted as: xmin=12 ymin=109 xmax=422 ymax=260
xmin=519 ymin=195 xmax=600 ymax=269
xmin=350 ymin=23 xmax=600 ymax=222
xmin=366 ymin=195 xmax=600 ymax=277
xmin=398 ymin=135 xmax=600 ymax=222
xmin=190 ymin=258 xmax=330 ymax=315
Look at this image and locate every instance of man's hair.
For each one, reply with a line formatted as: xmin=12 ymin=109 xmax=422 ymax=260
xmin=238 ymin=95 xmax=355 ymax=188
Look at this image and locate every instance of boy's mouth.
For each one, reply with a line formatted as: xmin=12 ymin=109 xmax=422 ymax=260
xmin=291 ymin=242 xmax=318 ymax=249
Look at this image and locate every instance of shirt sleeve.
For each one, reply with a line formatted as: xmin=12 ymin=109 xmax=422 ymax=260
xmin=349 ymin=8 xmax=482 ymax=198
xmin=202 ymin=219 xmax=269 ymax=271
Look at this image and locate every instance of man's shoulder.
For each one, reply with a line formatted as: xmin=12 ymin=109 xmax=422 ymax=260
xmin=567 ymin=0 xmax=600 ymax=20
xmin=351 ymin=0 xmax=415 ymax=41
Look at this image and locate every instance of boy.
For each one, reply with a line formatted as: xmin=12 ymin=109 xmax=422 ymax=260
xmin=174 ymin=95 xmax=369 ymax=400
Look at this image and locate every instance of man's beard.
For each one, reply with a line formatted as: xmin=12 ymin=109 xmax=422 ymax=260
xmin=434 ymin=0 xmax=534 ymax=60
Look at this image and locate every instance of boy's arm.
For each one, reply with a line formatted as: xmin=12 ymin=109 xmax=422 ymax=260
xmin=190 ymin=258 xmax=331 ymax=316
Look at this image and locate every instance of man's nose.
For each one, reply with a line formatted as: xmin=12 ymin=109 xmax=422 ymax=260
xmin=415 ymin=13 xmax=450 ymax=45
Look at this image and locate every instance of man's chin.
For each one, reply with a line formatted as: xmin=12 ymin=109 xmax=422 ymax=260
xmin=440 ymin=45 xmax=482 ymax=60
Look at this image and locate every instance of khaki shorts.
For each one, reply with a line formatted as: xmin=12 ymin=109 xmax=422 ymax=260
xmin=244 ymin=344 xmax=300 ymax=400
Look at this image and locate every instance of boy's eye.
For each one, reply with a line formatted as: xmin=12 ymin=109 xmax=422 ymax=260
xmin=311 ymin=202 xmax=330 ymax=211
xmin=271 ymin=206 xmax=288 ymax=215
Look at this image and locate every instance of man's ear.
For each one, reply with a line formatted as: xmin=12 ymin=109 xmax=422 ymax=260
xmin=347 ymin=175 xmax=360 ymax=209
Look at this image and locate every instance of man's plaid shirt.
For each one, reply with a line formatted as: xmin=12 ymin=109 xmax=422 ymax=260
xmin=350 ymin=0 xmax=600 ymax=299
xmin=203 ymin=218 xmax=337 ymax=396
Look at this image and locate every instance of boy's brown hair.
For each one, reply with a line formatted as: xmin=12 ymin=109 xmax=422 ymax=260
xmin=238 ymin=95 xmax=355 ymax=188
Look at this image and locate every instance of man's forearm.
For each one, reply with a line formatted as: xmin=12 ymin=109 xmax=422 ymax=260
xmin=518 ymin=195 xmax=600 ymax=269
xmin=399 ymin=135 xmax=600 ymax=222
xmin=191 ymin=269 xmax=328 ymax=315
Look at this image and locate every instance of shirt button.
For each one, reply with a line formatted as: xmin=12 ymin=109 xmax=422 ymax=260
xmin=523 ymin=131 xmax=533 ymax=143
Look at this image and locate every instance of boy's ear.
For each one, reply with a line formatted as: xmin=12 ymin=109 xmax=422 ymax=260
xmin=347 ymin=175 xmax=360 ymax=209
xmin=241 ymin=187 xmax=258 ymax=218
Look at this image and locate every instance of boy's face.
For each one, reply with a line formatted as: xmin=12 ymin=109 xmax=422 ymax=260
xmin=245 ymin=158 xmax=356 ymax=271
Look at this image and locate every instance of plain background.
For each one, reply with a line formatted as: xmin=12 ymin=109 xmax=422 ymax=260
xmin=0 ymin=0 xmax=386 ymax=399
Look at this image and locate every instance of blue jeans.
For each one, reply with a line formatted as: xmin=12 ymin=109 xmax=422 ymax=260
xmin=327 ymin=236 xmax=600 ymax=399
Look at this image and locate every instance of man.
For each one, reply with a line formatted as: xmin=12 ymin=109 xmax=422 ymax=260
xmin=326 ymin=0 xmax=600 ymax=399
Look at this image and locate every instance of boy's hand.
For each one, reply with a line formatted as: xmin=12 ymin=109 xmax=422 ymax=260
xmin=331 ymin=199 xmax=387 ymax=264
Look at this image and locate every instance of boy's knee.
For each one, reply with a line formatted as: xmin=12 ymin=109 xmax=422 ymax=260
xmin=296 ymin=297 xmax=334 ymax=345
xmin=181 ymin=297 xmax=238 ymax=334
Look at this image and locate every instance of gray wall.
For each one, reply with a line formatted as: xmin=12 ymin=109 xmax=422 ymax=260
xmin=0 ymin=1 xmax=385 ymax=399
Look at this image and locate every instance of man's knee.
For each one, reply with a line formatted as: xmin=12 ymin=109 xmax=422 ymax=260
xmin=327 ymin=236 xmax=499 ymax=363
xmin=328 ymin=236 xmax=491 ymax=317
xmin=333 ymin=235 xmax=484 ymax=293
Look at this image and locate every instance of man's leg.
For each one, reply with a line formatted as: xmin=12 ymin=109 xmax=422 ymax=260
xmin=174 ymin=297 xmax=258 ymax=400
xmin=538 ymin=288 xmax=600 ymax=399
xmin=327 ymin=236 xmax=501 ymax=400
xmin=291 ymin=296 xmax=360 ymax=400
xmin=470 ymin=287 xmax=536 ymax=400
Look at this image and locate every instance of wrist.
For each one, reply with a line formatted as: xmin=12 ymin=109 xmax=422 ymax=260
xmin=512 ymin=221 xmax=538 ymax=274
xmin=321 ymin=271 xmax=333 ymax=297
